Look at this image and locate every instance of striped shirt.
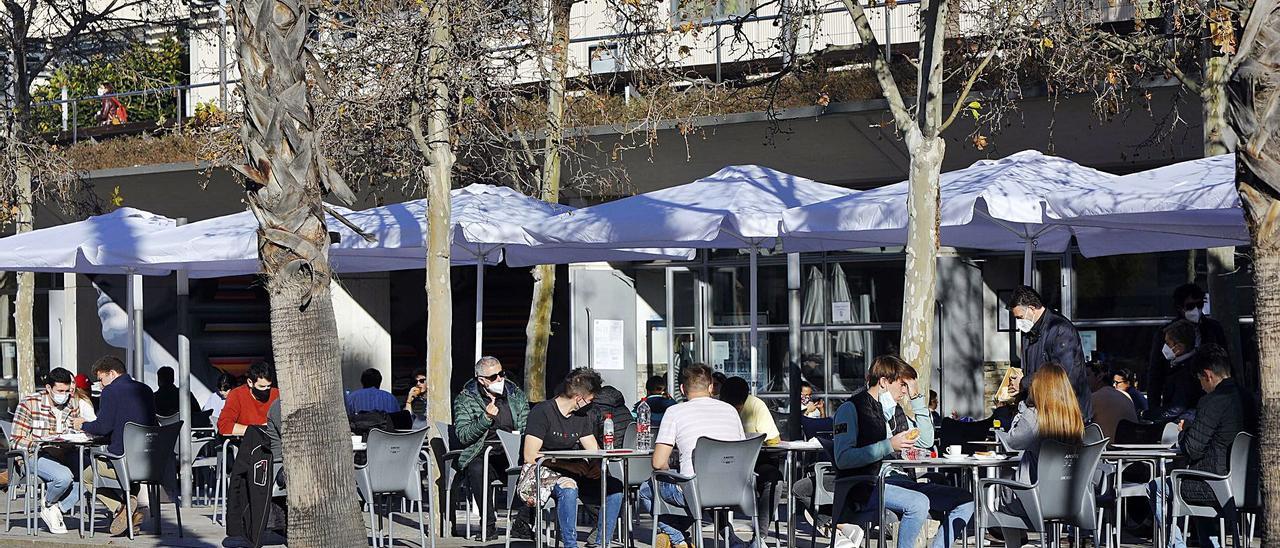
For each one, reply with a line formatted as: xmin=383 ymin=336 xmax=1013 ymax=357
xmin=11 ymin=391 xmax=93 ymax=452
xmin=655 ymin=396 xmax=745 ymax=476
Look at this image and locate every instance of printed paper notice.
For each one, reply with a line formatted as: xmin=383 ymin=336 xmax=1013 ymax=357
xmin=831 ymin=301 xmax=852 ymax=323
xmin=712 ymin=340 xmax=731 ymax=366
xmin=592 ymin=319 xmax=625 ymax=370
xmin=1079 ymin=330 xmax=1097 ymax=361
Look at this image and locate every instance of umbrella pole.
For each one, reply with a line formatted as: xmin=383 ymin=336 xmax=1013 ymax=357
xmin=787 ymin=253 xmax=801 ymax=440
xmin=1022 ymin=239 xmax=1034 ymax=286
xmin=749 ymin=246 xmax=758 ymax=393
xmin=177 ymin=261 xmax=193 ymax=508
xmin=128 ymin=270 xmax=146 ymax=381
xmin=475 ymin=261 xmax=484 ymax=364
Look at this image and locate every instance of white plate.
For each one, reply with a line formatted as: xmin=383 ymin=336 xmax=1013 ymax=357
xmin=973 ymin=453 xmax=1006 ymax=460
xmin=942 ymin=454 xmax=969 ymax=460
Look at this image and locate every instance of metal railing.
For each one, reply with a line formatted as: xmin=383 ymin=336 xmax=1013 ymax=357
xmin=32 ymin=79 xmax=240 ymax=144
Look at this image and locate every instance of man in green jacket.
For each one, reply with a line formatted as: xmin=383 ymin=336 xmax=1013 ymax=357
xmin=452 ymin=356 xmax=531 ymax=539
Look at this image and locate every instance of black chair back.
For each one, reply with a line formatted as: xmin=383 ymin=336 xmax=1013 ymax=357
xmin=1112 ymin=419 xmax=1162 ymax=444
xmin=940 ymin=416 xmax=994 ymax=454
xmin=1035 ymin=438 xmax=1106 ymax=529
xmin=123 ymin=421 xmax=183 ymax=483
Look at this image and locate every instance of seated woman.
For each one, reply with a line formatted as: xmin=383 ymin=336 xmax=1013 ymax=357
xmin=522 ymin=368 xmax=624 ymax=548
xmin=999 ymin=362 xmax=1086 ymax=546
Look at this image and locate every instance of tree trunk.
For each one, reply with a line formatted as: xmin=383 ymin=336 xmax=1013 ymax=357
xmin=1228 ymin=0 xmax=1279 ymax=540
xmin=524 ymin=0 xmax=571 ymax=402
xmin=15 ymin=163 xmax=34 ymax=397
xmin=899 ymin=137 xmax=944 ymax=392
xmin=1202 ymin=53 xmax=1245 ymax=385
xmin=230 ymin=0 xmax=364 ymax=543
xmin=898 ymin=0 xmax=948 ymax=390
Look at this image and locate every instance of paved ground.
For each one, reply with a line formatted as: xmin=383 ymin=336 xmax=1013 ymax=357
xmin=0 ymin=500 xmax=1175 ymax=548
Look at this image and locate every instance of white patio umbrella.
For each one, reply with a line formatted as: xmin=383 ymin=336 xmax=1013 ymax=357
xmin=523 ymin=165 xmax=858 ymax=390
xmin=1048 ymin=154 xmax=1248 ymax=257
xmin=0 ymin=206 xmax=176 ymax=379
xmin=782 ymin=150 xmax=1120 ymax=284
xmin=339 ymin=184 xmax=695 ymax=362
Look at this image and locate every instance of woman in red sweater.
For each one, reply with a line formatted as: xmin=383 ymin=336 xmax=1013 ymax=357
xmin=217 ymin=361 xmax=279 ymax=436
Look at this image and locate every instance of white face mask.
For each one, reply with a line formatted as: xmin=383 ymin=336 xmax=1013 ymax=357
xmin=878 ymin=386 xmax=898 ymax=419
xmin=1161 ymin=344 xmax=1177 ymax=361
xmin=1015 ymin=318 xmax=1034 ymax=333
xmin=1184 ymin=308 xmax=1202 ymax=323
xmin=486 ymin=379 xmax=506 ymax=395
xmin=51 ymin=392 xmax=70 ymax=406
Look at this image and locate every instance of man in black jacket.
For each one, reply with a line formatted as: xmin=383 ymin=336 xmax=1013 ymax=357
xmin=73 ymin=356 xmax=156 ymax=536
xmin=1147 ymin=283 xmax=1230 ymax=412
xmin=1006 ymin=285 xmax=1091 ymax=420
xmin=1150 ymin=344 xmax=1255 ymax=548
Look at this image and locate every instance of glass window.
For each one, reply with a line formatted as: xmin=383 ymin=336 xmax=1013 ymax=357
xmin=1075 ymin=251 xmax=1207 ymax=319
xmin=828 ymin=261 xmax=904 ymax=323
xmin=1036 ymin=259 xmax=1062 ymax=312
xmin=1078 ymin=324 xmax=1162 ymax=380
xmin=672 ymin=269 xmax=698 ymax=328
xmin=829 ymin=329 xmax=900 ymax=393
xmin=710 ymin=264 xmax=788 ymax=326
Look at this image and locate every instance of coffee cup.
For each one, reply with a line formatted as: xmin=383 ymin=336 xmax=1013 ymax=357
xmin=945 ymin=445 xmax=963 ymax=457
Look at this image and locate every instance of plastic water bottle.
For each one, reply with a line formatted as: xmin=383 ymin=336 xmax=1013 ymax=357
xmin=635 ymin=399 xmax=652 ymax=451
xmin=602 ymin=413 xmax=615 ymax=450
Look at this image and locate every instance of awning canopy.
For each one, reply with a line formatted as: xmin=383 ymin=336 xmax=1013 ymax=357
xmin=0 ymin=207 xmax=175 ymax=275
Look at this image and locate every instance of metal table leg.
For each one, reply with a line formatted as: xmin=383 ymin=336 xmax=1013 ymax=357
xmin=599 ymin=458 xmax=607 ymax=548
xmin=784 ymin=450 xmax=795 ymax=548
xmin=974 ymin=465 xmax=984 ymax=548
xmin=534 ymin=459 xmax=543 ymax=548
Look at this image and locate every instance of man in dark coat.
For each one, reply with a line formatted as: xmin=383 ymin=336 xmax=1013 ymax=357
xmin=1151 ymin=344 xmax=1255 ymax=548
xmin=1147 ymin=283 xmax=1230 ymax=412
xmin=1006 ymin=285 xmax=1091 ymax=420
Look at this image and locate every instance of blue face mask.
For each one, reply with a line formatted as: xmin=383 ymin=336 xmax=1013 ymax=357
xmin=878 ymin=388 xmax=898 ymax=420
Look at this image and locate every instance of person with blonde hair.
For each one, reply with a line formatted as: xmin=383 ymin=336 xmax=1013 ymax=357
xmin=999 ymin=362 xmax=1086 ymax=546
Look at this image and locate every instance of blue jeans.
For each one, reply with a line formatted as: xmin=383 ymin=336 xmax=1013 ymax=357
xmin=1150 ymin=479 xmax=1221 ymax=548
xmin=887 ymin=477 xmax=975 ymax=548
xmin=639 ymin=481 xmax=694 ymax=544
xmin=551 ymin=479 xmax=623 ymax=548
xmin=857 ymin=483 xmax=929 ymax=548
xmin=35 ymin=456 xmax=80 ymax=514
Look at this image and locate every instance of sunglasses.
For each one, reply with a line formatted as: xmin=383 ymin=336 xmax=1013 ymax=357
xmin=415 ymin=378 xmax=427 ymax=384
xmin=1183 ymin=301 xmax=1205 ymax=311
xmin=477 ymin=370 xmax=507 ymax=382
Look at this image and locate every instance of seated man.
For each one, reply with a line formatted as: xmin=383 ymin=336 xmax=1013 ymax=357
xmin=11 ymin=367 xmax=92 ymax=534
xmin=639 ymin=363 xmax=745 ymax=548
xmin=833 ymin=355 xmax=973 ymax=548
xmin=633 ymin=375 xmax=677 ymax=428
xmin=404 ymin=368 xmax=429 ymax=426
xmin=345 ymin=368 xmax=399 ymax=415
xmin=1151 ymin=344 xmax=1256 ymax=548
xmin=218 ymin=361 xmax=279 ymax=436
xmin=522 ymin=368 xmax=623 ymax=548
xmin=1088 ymin=360 xmax=1137 ymax=441
xmin=452 ymin=356 xmax=531 ymax=540
xmin=73 ymin=356 xmax=157 ymax=536
xmin=719 ymin=376 xmax=784 ymax=533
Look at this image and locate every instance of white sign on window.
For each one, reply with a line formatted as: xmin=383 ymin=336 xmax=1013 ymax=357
xmin=1079 ymin=330 xmax=1097 ymax=361
xmin=831 ymin=301 xmax=852 ymax=323
xmin=712 ymin=340 xmax=731 ymax=366
xmin=592 ymin=319 xmax=625 ymax=370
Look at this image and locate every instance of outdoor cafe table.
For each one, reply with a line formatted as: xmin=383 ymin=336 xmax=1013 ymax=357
xmin=533 ymin=449 xmax=652 ymax=548
xmin=1102 ymin=445 xmax=1178 ymax=548
xmin=877 ymin=454 xmax=1020 ymax=548
xmin=28 ymin=434 xmax=105 ymax=538
xmin=762 ymin=441 xmax=824 ymax=547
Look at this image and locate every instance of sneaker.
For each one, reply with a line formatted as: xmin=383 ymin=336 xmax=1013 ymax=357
xmin=835 ymin=524 xmax=864 ymax=548
xmin=39 ymin=504 xmax=67 ymax=534
xmin=108 ymin=507 xmax=130 ymax=536
xmin=655 ymin=533 xmax=689 ymax=548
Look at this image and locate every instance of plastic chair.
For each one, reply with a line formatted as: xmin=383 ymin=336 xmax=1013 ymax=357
xmin=0 ymin=419 xmax=36 ymax=535
xmin=435 ymin=421 xmax=470 ymax=538
xmin=648 ymin=434 xmax=766 ymax=548
xmin=89 ymin=421 xmax=184 ymax=540
xmin=1169 ymin=431 xmax=1253 ymax=548
xmin=1084 ymin=424 xmax=1104 ymax=444
xmin=940 ymin=416 xmax=995 ymax=454
xmin=979 ymin=438 xmax=1107 ymax=548
xmin=498 ymin=429 xmax=532 ymax=548
xmin=157 ymin=413 xmax=181 ymax=427
xmin=1111 ymin=419 xmax=1162 ymax=445
xmin=356 ymin=427 xmax=432 ymax=548
xmin=828 ymin=472 xmax=899 ymax=548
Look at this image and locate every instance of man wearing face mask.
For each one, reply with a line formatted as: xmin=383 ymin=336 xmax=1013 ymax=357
xmin=73 ymin=356 xmax=156 ymax=536
xmin=1147 ymin=284 xmax=1229 ymax=413
xmin=1148 ymin=320 xmax=1205 ymax=421
xmin=11 ymin=367 xmax=95 ymax=534
xmin=452 ymin=356 xmax=532 ymax=539
xmin=217 ymin=361 xmax=279 ymax=437
xmin=1006 ymin=285 xmax=1091 ymax=421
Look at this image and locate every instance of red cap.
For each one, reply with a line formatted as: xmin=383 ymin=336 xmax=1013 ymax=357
xmin=74 ymin=374 xmax=90 ymax=391
xmin=605 ymin=413 xmax=613 ymax=419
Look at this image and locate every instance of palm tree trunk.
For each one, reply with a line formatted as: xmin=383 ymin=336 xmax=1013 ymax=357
xmin=524 ymin=0 xmax=571 ymax=402
xmin=1228 ymin=0 xmax=1279 ymax=539
xmin=230 ymin=0 xmax=364 ymax=543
